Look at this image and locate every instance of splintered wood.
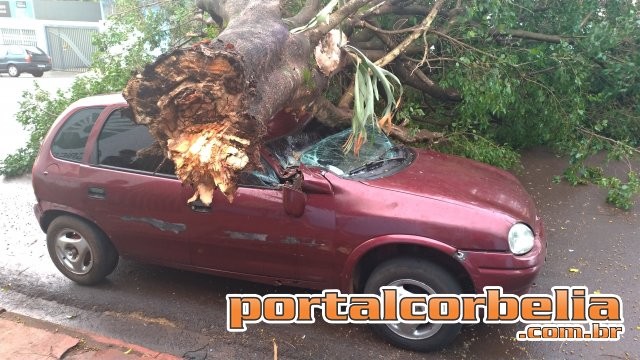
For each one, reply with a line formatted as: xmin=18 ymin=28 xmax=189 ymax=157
xmin=124 ymin=43 xmax=264 ymax=206
xmin=168 ymin=123 xmax=250 ymax=205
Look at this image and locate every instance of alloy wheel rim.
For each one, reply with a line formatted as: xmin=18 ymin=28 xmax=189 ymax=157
xmin=54 ymin=228 xmax=93 ymax=275
xmin=385 ymin=279 xmax=442 ymax=340
xmin=8 ymin=66 xmax=18 ymax=76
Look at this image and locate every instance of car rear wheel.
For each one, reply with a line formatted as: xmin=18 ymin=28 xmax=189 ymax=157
xmin=32 ymin=71 xmax=44 ymax=77
xmin=47 ymin=216 xmax=119 ymax=285
xmin=8 ymin=65 xmax=20 ymax=77
xmin=364 ymin=257 xmax=463 ymax=352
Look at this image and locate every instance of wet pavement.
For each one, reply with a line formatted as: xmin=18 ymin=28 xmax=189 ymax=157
xmin=1 ymin=147 xmax=638 ymax=359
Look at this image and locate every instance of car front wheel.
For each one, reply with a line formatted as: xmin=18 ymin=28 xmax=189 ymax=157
xmin=8 ymin=65 xmax=20 ymax=77
xmin=364 ymin=257 xmax=463 ymax=352
xmin=46 ymin=216 xmax=119 ymax=285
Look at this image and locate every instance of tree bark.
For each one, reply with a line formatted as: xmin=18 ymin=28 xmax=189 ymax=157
xmin=124 ymin=0 xmax=321 ymax=205
xmin=490 ymin=28 xmax=566 ymax=44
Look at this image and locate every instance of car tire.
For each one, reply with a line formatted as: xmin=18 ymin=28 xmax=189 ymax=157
xmin=364 ymin=257 xmax=463 ymax=352
xmin=8 ymin=65 xmax=20 ymax=77
xmin=32 ymin=71 xmax=44 ymax=77
xmin=46 ymin=216 xmax=119 ymax=285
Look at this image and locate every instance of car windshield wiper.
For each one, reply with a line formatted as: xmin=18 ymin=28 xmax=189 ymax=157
xmin=348 ymin=156 xmax=406 ymax=176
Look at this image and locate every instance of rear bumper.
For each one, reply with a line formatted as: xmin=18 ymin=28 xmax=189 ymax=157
xmin=462 ymin=219 xmax=546 ymax=295
xmin=19 ymin=63 xmax=52 ymax=72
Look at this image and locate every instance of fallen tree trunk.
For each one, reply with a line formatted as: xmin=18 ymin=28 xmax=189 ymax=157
xmin=124 ymin=0 xmax=324 ymax=205
xmin=124 ymin=0 xmax=451 ymax=205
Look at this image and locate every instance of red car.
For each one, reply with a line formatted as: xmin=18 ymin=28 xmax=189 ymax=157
xmin=32 ymin=94 xmax=546 ymax=352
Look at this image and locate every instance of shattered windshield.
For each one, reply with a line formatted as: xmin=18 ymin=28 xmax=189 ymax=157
xmin=268 ymin=123 xmax=412 ymax=178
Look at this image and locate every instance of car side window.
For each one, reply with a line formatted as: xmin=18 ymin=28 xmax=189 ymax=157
xmin=51 ymin=107 xmax=104 ymax=162
xmin=97 ymin=108 xmax=175 ymax=175
xmin=8 ymin=46 xmax=23 ymax=55
xmin=96 ymin=108 xmax=280 ymax=185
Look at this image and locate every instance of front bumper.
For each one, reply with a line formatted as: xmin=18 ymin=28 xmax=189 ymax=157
xmin=33 ymin=203 xmax=46 ymax=232
xmin=461 ymin=219 xmax=546 ymax=295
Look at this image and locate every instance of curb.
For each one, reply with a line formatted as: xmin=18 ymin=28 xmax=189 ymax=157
xmin=0 ymin=311 xmax=180 ymax=359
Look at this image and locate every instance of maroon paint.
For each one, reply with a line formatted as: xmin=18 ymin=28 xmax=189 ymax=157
xmin=32 ymin=94 xmax=546 ymax=295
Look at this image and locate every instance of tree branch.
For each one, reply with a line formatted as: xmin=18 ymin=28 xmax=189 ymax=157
xmin=365 ymin=4 xmax=428 ymax=17
xmin=392 ymin=61 xmax=461 ymax=102
xmin=308 ymin=0 xmax=383 ymax=43
xmin=196 ymin=0 xmax=230 ymax=24
xmin=312 ymin=96 xmax=352 ymax=127
xmin=283 ymin=0 xmax=322 ymax=28
xmin=490 ymin=28 xmax=578 ymax=44
xmin=431 ymin=30 xmax=499 ymax=60
xmin=374 ymin=0 xmax=445 ymax=67
xmin=349 ymin=37 xmax=385 ymax=50
xmin=579 ymin=11 xmax=593 ymax=29
xmin=339 ymin=1 xmax=445 ymax=109
xmin=357 ymin=20 xmax=425 ymax=35
xmin=389 ymin=125 xmax=444 ymax=143
xmin=578 ymin=128 xmax=640 ymax=155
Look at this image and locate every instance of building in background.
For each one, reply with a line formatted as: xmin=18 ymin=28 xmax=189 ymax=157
xmin=0 ymin=0 xmax=113 ymax=72
xmin=0 ymin=0 xmax=35 ymax=19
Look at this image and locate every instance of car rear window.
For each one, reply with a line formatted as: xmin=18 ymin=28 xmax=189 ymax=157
xmin=96 ymin=109 xmax=175 ymax=175
xmin=51 ymin=107 xmax=104 ymax=162
xmin=25 ymin=46 xmax=44 ymax=55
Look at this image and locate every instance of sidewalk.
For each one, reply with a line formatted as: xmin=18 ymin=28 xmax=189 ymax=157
xmin=0 ymin=308 xmax=179 ymax=360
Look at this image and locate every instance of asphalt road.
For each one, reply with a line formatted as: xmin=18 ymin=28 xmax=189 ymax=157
xmin=0 ymin=74 xmax=638 ymax=359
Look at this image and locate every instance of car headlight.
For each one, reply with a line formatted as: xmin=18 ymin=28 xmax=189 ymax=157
xmin=508 ymin=223 xmax=535 ymax=255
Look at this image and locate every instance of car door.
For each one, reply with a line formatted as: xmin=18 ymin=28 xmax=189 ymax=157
xmin=187 ymin=163 xmax=337 ymax=285
xmin=7 ymin=45 xmax=23 ymax=65
xmin=0 ymin=45 xmax=7 ymax=71
xmin=81 ymin=107 xmax=193 ymax=265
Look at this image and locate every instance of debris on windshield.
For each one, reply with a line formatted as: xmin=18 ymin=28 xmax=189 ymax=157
xmin=299 ymin=126 xmax=403 ymax=176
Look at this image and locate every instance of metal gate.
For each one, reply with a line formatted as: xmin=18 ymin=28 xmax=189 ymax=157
xmin=45 ymin=26 xmax=98 ymax=72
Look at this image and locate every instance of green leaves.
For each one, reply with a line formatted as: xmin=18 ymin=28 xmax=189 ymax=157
xmin=436 ymin=132 xmax=521 ymax=171
xmin=341 ymin=45 xmax=403 ymax=154
xmin=597 ymin=172 xmax=640 ymax=211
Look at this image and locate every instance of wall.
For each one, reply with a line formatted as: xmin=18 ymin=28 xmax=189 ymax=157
xmin=0 ymin=0 xmax=35 ymax=19
xmin=33 ymin=0 xmax=101 ymax=22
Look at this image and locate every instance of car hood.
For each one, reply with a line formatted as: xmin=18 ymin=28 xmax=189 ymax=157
xmin=362 ymin=149 xmax=537 ymax=225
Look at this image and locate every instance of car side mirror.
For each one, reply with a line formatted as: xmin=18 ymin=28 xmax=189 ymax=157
xmin=282 ymin=184 xmax=306 ymax=217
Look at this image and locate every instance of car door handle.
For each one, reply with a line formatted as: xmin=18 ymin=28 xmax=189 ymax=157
xmin=189 ymin=200 xmax=211 ymax=213
xmin=88 ymin=187 xmax=106 ymax=200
